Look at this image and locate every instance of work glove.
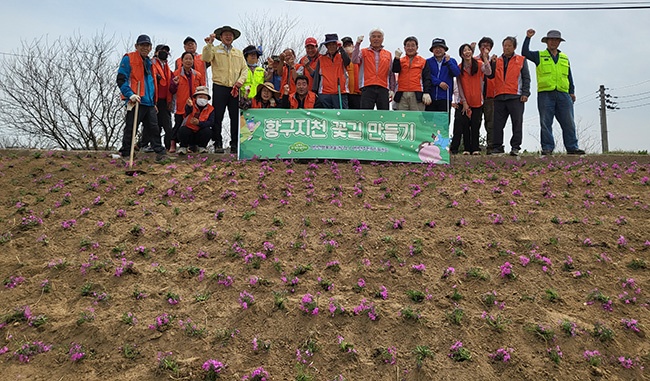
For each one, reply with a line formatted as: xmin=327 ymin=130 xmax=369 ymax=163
xmin=129 ymin=94 xmax=141 ymax=103
xmin=422 ymin=93 xmax=432 ymax=105
xmin=356 ymin=35 xmax=364 ymax=44
xmin=394 ymin=48 xmax=402 ymax=59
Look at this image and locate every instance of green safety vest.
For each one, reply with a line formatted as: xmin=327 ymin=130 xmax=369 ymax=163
xmin=244 ymin=66 xmax=266 ymax=98
xmin=536 ymin=50 xmax=570 ymax=93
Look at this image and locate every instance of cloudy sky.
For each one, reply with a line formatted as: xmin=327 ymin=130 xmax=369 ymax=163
xmin=2 ymin=0 xmax=649 ymax=153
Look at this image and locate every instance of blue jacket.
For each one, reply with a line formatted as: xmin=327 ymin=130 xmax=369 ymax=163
xmin=426 ymin=56 xmax=460 ymax=101
xmin=117 ymin=54 xmax=156 ymax=107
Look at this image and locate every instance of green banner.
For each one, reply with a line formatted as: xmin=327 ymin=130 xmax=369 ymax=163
xmin=240 ymin=109 xmax=450 ymax=163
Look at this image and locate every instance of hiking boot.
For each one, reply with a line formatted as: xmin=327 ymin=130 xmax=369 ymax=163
xmin=141 ymin=146 xmax=155 ymax=153
xmin=541 ymin=150 xmax=553 ymax=156
xmin=177 ymin=147 xmax=188 ymax=155
xmin=567 ymin=149 xmax=586 ymax=155
xmin=510 ymin=149 xmax=520 ymax=157
xmin=198 ymin=147 xmax=208 ymax=154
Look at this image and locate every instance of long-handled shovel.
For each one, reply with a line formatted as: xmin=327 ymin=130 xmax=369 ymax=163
xmin=126 ymin=82 xmax=147 ymax=176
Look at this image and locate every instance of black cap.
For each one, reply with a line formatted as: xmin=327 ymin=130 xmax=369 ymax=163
xmin=183 ymin=36 xmax=196 ymax=45
xmin=341 ymin=36 xmax=353 ymax=46
xmin=243 ymin=45 xmax=262 ymax=58
xmin=136 ymin=34 xmax=152 ymax=45
xmin=155 ymin=44 xmax=170 ymax=53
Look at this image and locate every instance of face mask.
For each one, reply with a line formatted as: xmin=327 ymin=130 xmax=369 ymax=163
xmin=196 ymin=98 xmax=209 ymax=107
xmin=158 ymin=51 xmax=169 ymax=60
xmin=344 ymin=46 xmax=353 ymax=54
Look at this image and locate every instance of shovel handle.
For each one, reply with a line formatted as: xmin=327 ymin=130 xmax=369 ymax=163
xmin=128 ymin=82 xmax=141 ymax=169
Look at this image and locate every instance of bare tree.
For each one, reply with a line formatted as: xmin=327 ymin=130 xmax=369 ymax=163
xmin=238 ymin=10 xmax=321 ymax=59
xmin=0 ymin=31 xmax=124 ymax=150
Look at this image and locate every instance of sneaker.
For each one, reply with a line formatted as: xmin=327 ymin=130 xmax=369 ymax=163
xmin=177 ymin=147 xmax=188 ymax=155
xmin=462 ymin=151 xmax=470 ymax=155
xmin=510 ymin=149 xmax=520 ymax=156
xmin=541 ymin=150 xmax=553 ymax=156
xmin=198 ymin=147 xmax=208 ymax=154
xmin=488 ymin=149 xmax=505 ymax=155
xmin=471 ymin=151 xmax=481 ymax=156
xmin=567 ymin=149 xmax=586 ymax=155
xmin=214 ymin=147 xmax=225 ymax=154
xmin=141 ymin=146 xmax=155 ymax=153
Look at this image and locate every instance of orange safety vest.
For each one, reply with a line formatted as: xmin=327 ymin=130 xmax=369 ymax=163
xmin=183 ymin=103 xmax=214 ymax=132
xmin=289 ymin=91 xmax=318 ymax=109
xmin=298 ymin=55 xmax=319 ymax=90
xmin=280 ymin=64 xmax=301 ymax=95
xmin=175 ymin=54 xmax=207 ymax=85
xmin=152 ymin=58 xmax=173 ymax=102
xmin=359 ymin=48 xmax=392 ymax=88
xmin=458 ymin=59 xmax=486 ymax=108
xmin=172 ymin=68 xmax=204 ymax=115
xmin=494 ymin=55 xmax=526 ymax=96
xmin=251 ymin=98 xmax=276 ymax=109
xmin=123 ymin=51 xmax=157 ymax=102
xmin=317 ymin=53 xmax=348 ymax=94
xmin=346 ymin=62 xmax=360 ymax=95
xmin=396 ymin=55 xmax=426 ymax=92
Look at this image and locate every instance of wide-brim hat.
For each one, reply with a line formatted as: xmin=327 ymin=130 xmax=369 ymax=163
xmin=193 ymin=86 xmax=211 ymax=100
xmin=322 ymin=33 xmax=339 ymax=45
xmin=541 ymin=30 xmax=565 ymax=43
xmin=257 ymin=82 xmax=279 ymax=95
xmin=429 ymin=38 xmax=448 ymax=52
xmin=214 ymin=26 xmax=241 ymax=41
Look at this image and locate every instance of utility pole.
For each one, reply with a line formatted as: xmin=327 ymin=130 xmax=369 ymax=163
xmin=599 ymin=85 xmax=609 ymax=153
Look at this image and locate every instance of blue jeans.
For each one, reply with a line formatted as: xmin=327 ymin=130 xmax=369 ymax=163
xmin=319 ymin=93 xmax=348 ymax=109
xmin=538 ymin=91 xmax=579 ymax=152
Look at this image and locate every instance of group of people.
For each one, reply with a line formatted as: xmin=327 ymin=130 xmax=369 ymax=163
xmin=116 ymin=25 xmax=585 ymax=160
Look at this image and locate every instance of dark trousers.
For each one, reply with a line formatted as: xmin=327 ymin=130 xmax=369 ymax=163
xmin=157 ymin=98 xmax=172 ymax=149
xmin=319 ymin=93 xmax=348 ymax=109
xmin=172 ymin=114 xmax=184 ymax=142
xmin=425 ymin=99 xmax=452 ymax=123
xmin=177 ymin=126 xmax=211 ymax=148
xmin=457 ymin=106 xmax=483 ymax=153
xmin=212 ymin=84 xmax=239 ymax=149
xmin=482 ymin=98 xmax=494 ymax=149
xmin=492 ymin=98 xmax=524 ymax=152
xmin=119 ymin=105 xmax=164 ymax=157
xmin=449 ymin=107 xmax=464 ymax=153
xmin=360 ymin=85 xmax=389 ymax=110
xmin=348 ymin=94 xmax=361 ymax=109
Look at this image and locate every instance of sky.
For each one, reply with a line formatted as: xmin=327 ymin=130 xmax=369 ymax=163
xmin=1 ymin=0 xmax=649 ymax=153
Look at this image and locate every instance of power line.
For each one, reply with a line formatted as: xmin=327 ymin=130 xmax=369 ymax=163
xmin=288 ymin=0 xmax=650 ymax=10
xmin=612 ymin=90 xmax=650 ymax=98
xmin=610 ymin=79 xmax=650 ymax=90
xmin=618 ymin=94 xmax=650 ymax=103
xmin=618 ymin=102 xmax=650 ymax=109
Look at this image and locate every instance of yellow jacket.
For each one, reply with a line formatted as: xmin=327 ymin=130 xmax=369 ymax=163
xmin=202 ymin=43 xmax=248 ymax=87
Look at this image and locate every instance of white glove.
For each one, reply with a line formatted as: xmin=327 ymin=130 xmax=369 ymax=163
xmin=129 ymin=94 xmax=141 ymax=103
xmin=356 ymin=35 xmax=364 ymax=44
xmin=394 ymin=48 xmax=402 ymax=59
xmin=422 ymin=93 xmax=432 ymax=105
xmin=389 ymin=90 xmax=394 ymax=101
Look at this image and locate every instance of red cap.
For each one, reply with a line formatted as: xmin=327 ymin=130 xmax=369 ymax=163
xmin=304 ymin=37 xmax=318 ymax=47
